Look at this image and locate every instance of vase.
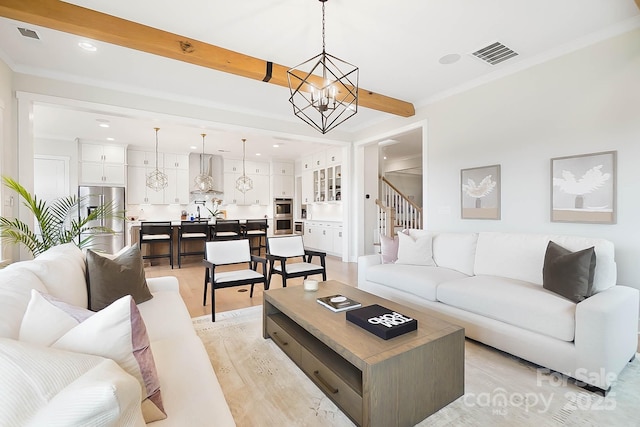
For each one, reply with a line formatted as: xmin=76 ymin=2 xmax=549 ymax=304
xmin=574 ymin=195 xmax=584 ymax=209
xmin=475 ymin=198 xmax=482 ymax=208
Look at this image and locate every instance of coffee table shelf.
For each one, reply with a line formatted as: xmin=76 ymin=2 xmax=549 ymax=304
xmin=263 ymin=280 xmax=464 ymax=427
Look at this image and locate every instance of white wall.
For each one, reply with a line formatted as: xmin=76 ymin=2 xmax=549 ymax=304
xmin=0 ymin=58 xmax=15 ymax=262
xmin=422 ymin=29 xmax=640 ymax=289
xmin=384 ymin=172 xmax=422 ymax=207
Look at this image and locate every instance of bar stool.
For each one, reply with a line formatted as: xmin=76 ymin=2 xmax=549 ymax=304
xmin=139 ymin=221 xmax=173 ymax=269
xmin=211 ymin=219 xmax=242 ymax=241
xmin=177 ymin=220 xmax=209 ymax=268
xmin=244 ymin=219 xmax=268 ymax=255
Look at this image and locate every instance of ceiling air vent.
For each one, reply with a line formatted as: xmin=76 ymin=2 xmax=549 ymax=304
xmin=18 ymin=27 xmax=40 ymax=40
xmin=472 ymin=42 xmax=518 ymax=65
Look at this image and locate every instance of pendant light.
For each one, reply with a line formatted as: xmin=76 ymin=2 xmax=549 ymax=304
xmin=235 ymin=138 xmax=253 ymax=194
xmin=146 ymin=127 xmax=168 ymax=191
xmin=287 ymin=0 xmax=359 ymax=134
xmin=193 ymin=133 xmax=214 ymax=192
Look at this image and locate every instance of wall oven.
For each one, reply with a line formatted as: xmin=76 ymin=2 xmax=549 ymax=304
xmin=274 ymin=198 xmax=293 ymax=234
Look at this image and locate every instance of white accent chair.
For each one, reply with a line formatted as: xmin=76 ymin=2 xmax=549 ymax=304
xmin=266 ymin=235 xmax=327 ymax=288
xmin=203 ymin=240 xmax=267 ymax=321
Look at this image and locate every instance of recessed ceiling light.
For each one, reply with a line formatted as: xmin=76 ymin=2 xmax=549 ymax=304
xmin=190 ymin=146 xmax=197 ymax=150
xmin=99 ymin=123 xmax=110 ymax=128
xmin=384 ymin=156 xmax=387 ymax=160
xmin=106 ymin=137 xmax=115 ymax=141
xmin=78 ymin=41 xmax=97 ymax=52
xmin=439 ymin=53 xmax=461 ymax=65
xmin=273 ymin=144 xmax=280 ymax=148
xmin=256 ymin=153 xmax=261 ymax=156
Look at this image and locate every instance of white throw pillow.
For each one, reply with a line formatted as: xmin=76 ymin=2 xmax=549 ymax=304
xmin=0 ymin=337 xmax=144 ymax=427
xmin=16 ymin=256 xmax=87 ymax=308
xmin=19 ymin=290 xmax=93 ymax=346
xmin=18 ymin=292 xmax=166 ymax=422
xmin=0 ymin=266 xmax=48 ymax=339
xmin=395 ymin=231 xmax=435 ymax=266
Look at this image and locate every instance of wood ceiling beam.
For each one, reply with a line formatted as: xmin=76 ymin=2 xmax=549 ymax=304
xmin=0 ymin=0 xmax=415 ymax=118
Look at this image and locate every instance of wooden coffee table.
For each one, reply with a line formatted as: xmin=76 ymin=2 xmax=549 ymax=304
xmin=263 ymin=280 xmax=464 ymax=427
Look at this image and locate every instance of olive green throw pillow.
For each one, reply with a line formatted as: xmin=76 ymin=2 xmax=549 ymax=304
xmin=86 ymin=246 xmax=153 ymax=311
xmin=542 ymin=241 xmax=596 ymax=303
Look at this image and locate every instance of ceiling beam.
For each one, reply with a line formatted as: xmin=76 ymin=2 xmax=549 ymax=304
xmin=0 ymin=0 xmax=415 ymax=118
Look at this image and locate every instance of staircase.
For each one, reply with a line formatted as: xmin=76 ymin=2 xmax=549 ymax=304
xmin=376 ymin=175 xmax=422 ymax=240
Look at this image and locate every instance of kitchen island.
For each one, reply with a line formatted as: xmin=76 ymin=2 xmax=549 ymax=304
xmin=128 ymin=218 xmax=275 ymax=267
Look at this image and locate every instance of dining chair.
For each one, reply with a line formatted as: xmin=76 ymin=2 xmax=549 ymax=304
xmin=266 ymin=235 xmax=326 ymax=288
xmin=203 ymin=239 xmax=267 ymax=321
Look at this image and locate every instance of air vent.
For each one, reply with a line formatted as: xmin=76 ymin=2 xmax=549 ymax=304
xmin=18 ymin=27 xmax=40 ymax=40
xmin=472 ymin=42 xmax=518 ymax=65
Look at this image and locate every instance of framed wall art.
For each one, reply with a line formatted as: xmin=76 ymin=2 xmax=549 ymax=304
xmin=461 ymin=164 xmax=501 ymax=220
xmin=550 ymin=151 xmax=616 ymax=224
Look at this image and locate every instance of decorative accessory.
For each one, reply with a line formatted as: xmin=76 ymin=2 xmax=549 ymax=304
xmin=235 ymin=138 xmax=253 ymax=194
xmin=146 ymin=127 xmax=168 ymax=191
xmin=287 ymin=0 xmax=358 ymax=134
xmin=194 ymin=133 xmax=215 ymax=192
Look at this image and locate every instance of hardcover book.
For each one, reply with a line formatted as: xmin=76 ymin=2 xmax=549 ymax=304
xmin=346 ymin=304 xmax=418 ymax=340
xmin=316 ymin=295 xmax=362 ymax=312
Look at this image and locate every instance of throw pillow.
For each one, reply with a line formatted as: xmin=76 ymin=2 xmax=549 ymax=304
xmin=18 ymin=291 xmax=166 ymax=422
xmin=19 ymin=290 xmax=93 ymax=346
xmin=380 ymin=234 xmax=399 ymax=264
xmin=86 ymin=245 xmax=152 ymax=311
xmin=542 ymin=241 xmax=596 ymax=303
xmin=395 ymin=231 xmax=436 ymax=266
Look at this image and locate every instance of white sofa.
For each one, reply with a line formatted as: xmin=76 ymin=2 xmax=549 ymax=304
xmin=0 ymin=243 xmax=235 ymax=426
xmin=358 ymin=231 xmax=639 ymax=394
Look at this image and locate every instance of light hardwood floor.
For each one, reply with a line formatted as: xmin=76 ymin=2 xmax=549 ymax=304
xmin=144 ymin=255 xmax=358 ymax=319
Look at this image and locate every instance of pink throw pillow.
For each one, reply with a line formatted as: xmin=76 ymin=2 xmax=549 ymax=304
xmin=380 ymin=234 xmax=399 ymax=264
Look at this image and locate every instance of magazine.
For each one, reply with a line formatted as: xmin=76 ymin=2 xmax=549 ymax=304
xmin=316 ymin=294 xmax=362 ymax=312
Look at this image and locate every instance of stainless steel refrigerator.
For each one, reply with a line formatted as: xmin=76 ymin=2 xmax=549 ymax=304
xmin=78 ymin=186 xmax=126 ymax=253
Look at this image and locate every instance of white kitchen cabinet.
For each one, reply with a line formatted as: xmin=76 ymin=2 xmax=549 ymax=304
xmin=303 ymin=221 xmax=342 ymax=256
xmin=245 ymin=160 xmax=270 ymax=175
xmin=300 ymin=155 xmax=313 ymax=172
xmin=326 ymin=146 xmax=342 ymax=166
xmin=127 ymin=166 xmax=163 ymax=204
xmin=82 ymin=143 xmax=126 ymax=164
xmin=271 ymin=162 xmax=294 ymax=198
xmin=224 ymin=159 xmax=243 ymax=174
xmin=223 ymin=172 xmax=242 ymax=204
xmin=163 ymin=153 xmax=189 ymax=169
xmin=271 ymin=162 xmax=294 ymax=176
xmin=312 ymin=151 xmax=326 ymax=169
xmin=128 ymin=150 xmax=163 ymax=168
xmin=80 ymin=143 xmax=126 ymax=185
xmin=164 ymin=168 xmax=189 ymax=204
xmin=272 ymin=174 xmax=294 ymax=198
xmin=301 ymin=170 xmax=314 ymax=204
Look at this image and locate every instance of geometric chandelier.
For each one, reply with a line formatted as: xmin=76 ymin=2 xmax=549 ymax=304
xmin=235 ymin=138 xmax=253 ymax=194
xmin=287 ymin=0 xmax=358 ymax=134
xmin=146 ymin=127 xmax=168 ymax=191
xmin=193 ymin=133 xmax=215 ymax=193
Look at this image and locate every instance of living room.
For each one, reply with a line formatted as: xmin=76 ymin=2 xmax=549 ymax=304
xmin=1 ymin=1 xmax=639 ymax=426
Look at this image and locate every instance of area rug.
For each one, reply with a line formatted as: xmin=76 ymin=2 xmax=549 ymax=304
xmin=193 ymin=306 xmax=640 ymax=427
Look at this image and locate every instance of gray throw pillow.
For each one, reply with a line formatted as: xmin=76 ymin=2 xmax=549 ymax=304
xmin=542 ymin=241 xmax=596 ymax=303
xmin=86 ymin=245 xmax=153 ymax=311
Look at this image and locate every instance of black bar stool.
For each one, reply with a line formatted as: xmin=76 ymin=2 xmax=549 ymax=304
xmin=139 ymin=221 xmax=174 ymax=269
xmin=244 ymin=219 xmax=268 ymax=255
xmin=211 ymin=219 xmax=242 ymax=241
xmin=177 ymin=220 xmax=209 ymax=268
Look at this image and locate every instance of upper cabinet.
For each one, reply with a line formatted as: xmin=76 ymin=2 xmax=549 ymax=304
xmin=163 ymin=153 xmax=189 ymax=170
xmin=299 ymin=147 xmax=344 ymax=203
xmin=79 ymin=142 xmax=126 ymax=185
xmin=126 ymin=149 xmax=189 ymax=205
xmin=222 ymin=159 xmax=270 ymax=205
xmin=271 ymin=162 xmax=294 ymax=198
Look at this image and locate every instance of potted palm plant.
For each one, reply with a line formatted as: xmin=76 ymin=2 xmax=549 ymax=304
xmin=0 ymin=176 xmax=124 ymax=258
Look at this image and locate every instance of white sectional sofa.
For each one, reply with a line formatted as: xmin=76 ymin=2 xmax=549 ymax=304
xmin=0 ymin=243 xmax=235 ymax=426
xmin=358 ymin=230 xmax=639 ymax=394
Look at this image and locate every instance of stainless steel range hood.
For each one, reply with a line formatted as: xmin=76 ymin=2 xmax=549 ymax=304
xmin=189 ymin=153 xmax=223 ymax=194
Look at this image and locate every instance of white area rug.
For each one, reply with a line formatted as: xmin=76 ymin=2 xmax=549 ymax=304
xmin=193 ymin=306 xmax=640 ymax=427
